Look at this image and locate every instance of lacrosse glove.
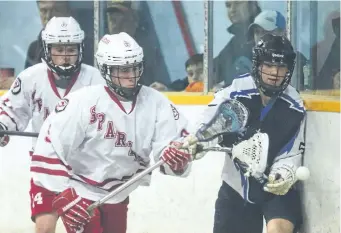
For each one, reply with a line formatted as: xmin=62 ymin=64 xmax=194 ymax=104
xmin=264 ymin=163 xmax=297 ymax=195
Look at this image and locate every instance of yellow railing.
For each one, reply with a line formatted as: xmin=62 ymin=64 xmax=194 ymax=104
xmin=0 ymin=90 xmax=339 ymax=112
xmin=165 ymin=92 xmax=340 ymax=113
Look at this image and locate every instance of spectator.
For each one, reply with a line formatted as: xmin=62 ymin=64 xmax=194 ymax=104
xmin=106 ymin=0 xmax=138 ymax=36
xmin=247 ymin=10 xmax=308 ymax=90
xmin=247 ymin=10 xmax=286 ymax=42
xmin=150 ymin=53 xmax=204 ymax=92
xmin=24 ymin=0 xmax=72 ymax=69
xmin=312 ymin=12 xmax=340 ymax=90
xmin=212 ymin=0 xmax=261 ymax=90
xmin=106 ymin=1 xmax=170 ymax=86
xmin=184 ymin=54 xmax=204 ymax=92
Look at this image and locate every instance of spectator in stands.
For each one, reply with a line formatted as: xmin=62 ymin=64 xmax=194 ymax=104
xmin=312 ymin=11 xmax=340 ymax=90
xmin=247 ymin=10 xmax=286 ymax=42
xmin=247 ymin=10 xmax=307 ymax=90
xmin=150 ymin=53 xmax=204 ymax=92
xmin=25 ymin=0 xmax=72 ymax=69
xmin=212 ymin=0 xmax=261 ymax=90
xmin=106 ymin=1 xmax=170 ymax=86
xmin=106 ymin=0 xmax=138 ymax=36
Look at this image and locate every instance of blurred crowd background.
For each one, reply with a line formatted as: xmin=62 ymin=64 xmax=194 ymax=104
xmin=0 ymin=0 xmax=339 ymax=94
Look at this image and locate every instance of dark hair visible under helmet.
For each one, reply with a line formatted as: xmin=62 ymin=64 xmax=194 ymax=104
xmin=251 ymin=34 xmax=296 ymax=97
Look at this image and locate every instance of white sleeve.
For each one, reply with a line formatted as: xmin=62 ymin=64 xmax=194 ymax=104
xmin=0 ymin=76 xmax=32 ymax=131
xmin=31 ymin=94 xmax=87 ymax=193
xmin=151 ymin=98 xmax=191 ymax=177
xmin=270 ymin=114 xmax=306 ymax=171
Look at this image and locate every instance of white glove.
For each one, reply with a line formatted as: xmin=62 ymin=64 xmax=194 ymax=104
xmin=0 ymin=122 xmax=10 ymax=147
xmin=182 ymin=134 xmax=222 ymax=161
xmin=264 ymin=164 xmax=297 ymax=195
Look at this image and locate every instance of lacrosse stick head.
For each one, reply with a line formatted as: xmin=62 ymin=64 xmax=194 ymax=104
xmin=232 ymin=132 xmax=269 ymax=180
xmin=195 ymin=99 xmax=249 ymax=142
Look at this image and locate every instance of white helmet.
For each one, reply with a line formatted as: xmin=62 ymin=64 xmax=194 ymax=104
xmin=42 ymin=16 xmax=85 ymax=78
xmin=96 ymin=32 xmax=144 ymax=100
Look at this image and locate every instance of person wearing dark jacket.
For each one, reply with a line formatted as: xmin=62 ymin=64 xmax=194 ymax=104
xmin=106 ymin=1 xmax=170 ymax=86
xmin=312 ymin=12 xmax=340 ymax=90
xmin=212 ymin=1 xmax=261 ymax=90
xmin=25 ymin=1 xmax=72 ymax=69
xmin=247 ymin=10 xmax=308 ymax=91
xmin=25 ymin=30 xmax=44 ymax=69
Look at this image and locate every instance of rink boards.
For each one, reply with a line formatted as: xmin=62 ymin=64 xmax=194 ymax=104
xmin=0 ymin=104 xmax=339 ymax=233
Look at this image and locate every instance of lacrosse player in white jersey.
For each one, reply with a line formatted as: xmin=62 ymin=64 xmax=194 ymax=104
xmin=30 ymin=32 xmax=192 ymax=233
xmin=0 ymin=16 xmax=104 ymax=233
xmin=172 ymin=34 xmax=307 ymax=233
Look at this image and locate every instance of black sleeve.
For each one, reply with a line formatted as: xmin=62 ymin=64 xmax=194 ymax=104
xmin=25 ymin=40 xmax=43 ymax=69
xmin=168 ymin=77 xmax=189 ymax=91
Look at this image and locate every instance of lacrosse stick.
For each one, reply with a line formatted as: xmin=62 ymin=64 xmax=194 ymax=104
xmin=86 ymin=99 xmax=249 ymax=215
xmin=200 ymin=133 xmax=310 ymax=182
xmin=182 ymin=99 xmax=248 ymax=148
xmin=0 ymin=130 xmax=39 ymax=138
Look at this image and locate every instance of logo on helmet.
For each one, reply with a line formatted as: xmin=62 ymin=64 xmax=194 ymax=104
xmin=123 ymin=40 xmax=131 ymax=47
xmin=272 ymin=53 xmax=284 ymax=58
xmin=101 ymin=37 xmax=111 ymax=44
xmin=61 ymin=22 xmax=68 ymax=28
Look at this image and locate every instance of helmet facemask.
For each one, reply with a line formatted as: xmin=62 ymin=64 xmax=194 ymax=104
xmin=41 ymin=17 xmax=85 ymax=80
xmin=256 ymin=60 xmax=292 ymax=96
xmin=100 ymin=61 xmax=144 ymax=100
xmin=96 ymin=32 xmax=144 ymax=100
xmin=43 ymin=42 xmax=84 ymax=79
xmin=251 ymin=35 xmax=296 ymax=97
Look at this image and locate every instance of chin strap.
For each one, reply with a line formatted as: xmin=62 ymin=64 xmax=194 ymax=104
xmin=109 ymin=82 xmax=141 ymax=101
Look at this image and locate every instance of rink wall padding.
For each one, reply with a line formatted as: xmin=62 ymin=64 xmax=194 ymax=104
xmin=0 ymin=91 xmax=339 ymax=232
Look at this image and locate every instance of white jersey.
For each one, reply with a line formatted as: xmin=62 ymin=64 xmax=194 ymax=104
xmin=0 ymin=63 xmax=104 ymax=149
xmin=31 ymin=85 xmax=189 ymax=204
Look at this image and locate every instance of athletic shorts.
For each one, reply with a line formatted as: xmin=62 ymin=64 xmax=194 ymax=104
xmin=213 ymin=181 xmax=302 ymax=233
xmin=30 ymin=179 xmax=129 ymax=233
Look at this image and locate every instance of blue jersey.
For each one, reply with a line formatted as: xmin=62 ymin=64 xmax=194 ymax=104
xmin=209 ymin=74 xmax=306 ymax=203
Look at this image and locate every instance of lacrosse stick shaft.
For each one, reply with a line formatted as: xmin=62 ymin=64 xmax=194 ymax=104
xmin=0 ymin=130 xmax=39 ymax=138
xmin=87 ymin=99 xmax=248 ymax=214
xmin=87 ymin=160 xmax=165 ymax=214
xmin=87 ymin=145 xmax=232 ymax=214
xmin=263 ymin=166 xmax=310 ymax=181
xmin=202 ymin=147 xmax=232 ymax=153
xmin=203 ymin=147 xmax=310 ymax=181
